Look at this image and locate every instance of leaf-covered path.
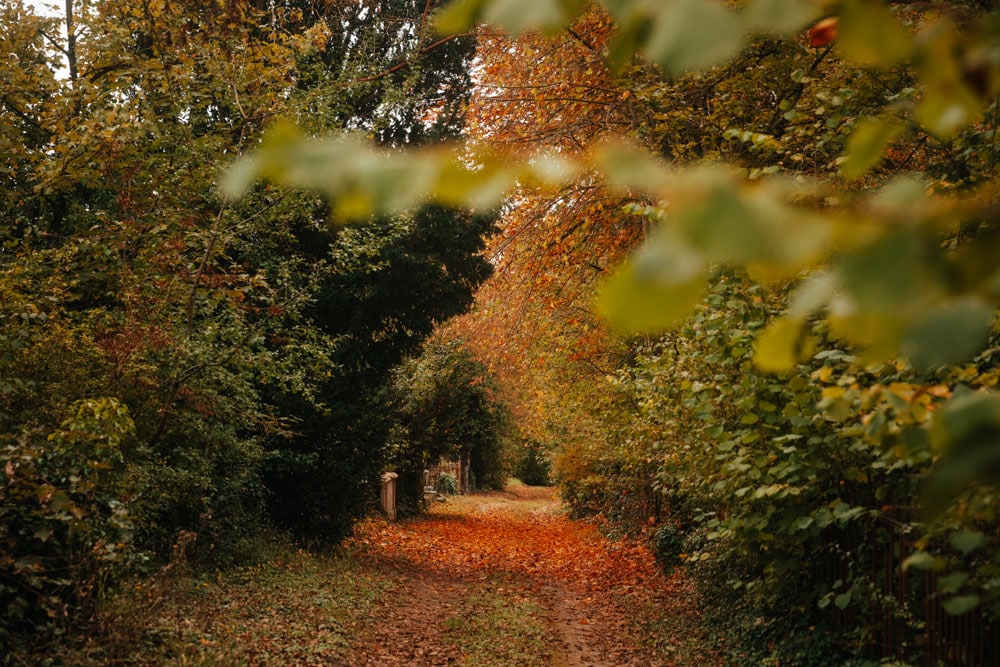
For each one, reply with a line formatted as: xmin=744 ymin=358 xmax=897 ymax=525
xmin=79 ymin=484 xmax=715 ymax=665
xmin=343 ymin=485 xmax=715 ymax=666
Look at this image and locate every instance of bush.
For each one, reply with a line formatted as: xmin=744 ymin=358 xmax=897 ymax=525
xmin=438 ymin=473 xmax=459 ymax=495
xmin=651 ymin=524 xmax=685 ymax=570
xmin=681 ymin=527 xmax=853 ymax=666
xmin=389 ymin=339 xmax=514 ymax=503
xmin=1 ymin=398 xmax=136 ymax=651
xmin=515 ymin=444 xmax=551 ymax=486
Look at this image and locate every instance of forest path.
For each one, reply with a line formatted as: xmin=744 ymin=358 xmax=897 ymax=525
xmin=344 ymin=485 xmax=714 ymax=666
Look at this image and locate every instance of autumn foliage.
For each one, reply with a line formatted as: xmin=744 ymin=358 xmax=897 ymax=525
xmin=5 ymin=0 xmax=1000 ymax=663
xmin=0 ymin=0 xmax=488 ymax=652
xmin=434 ymin=2 xmax=1000 ymax=664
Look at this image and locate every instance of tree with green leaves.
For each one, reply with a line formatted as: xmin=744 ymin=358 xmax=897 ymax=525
xmin=259 ymin=204 xmax=495 ymax=540
xmin=388 ymin=337 xmax=513 ymax=512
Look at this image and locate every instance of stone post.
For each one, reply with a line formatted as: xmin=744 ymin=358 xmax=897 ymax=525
xmin=380 ymin=472 xmax=399 ymax=520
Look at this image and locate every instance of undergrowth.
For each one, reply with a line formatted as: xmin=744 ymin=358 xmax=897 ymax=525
xmin=13 ymin=536 xmax=391 ymax=666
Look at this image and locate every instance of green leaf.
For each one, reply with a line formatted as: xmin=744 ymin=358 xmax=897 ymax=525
xmin=949 ymin=530 xmax=986 ymax=555
xmin=913 ymin=24 xmax=983 ymax=138
xmin=788 ymin=271 xmax=836 ymax=317
xmin=942 ymin=594 xmax=980 ymax=616
xmin=923 ymin=393 xmax=1000 ymax=518
xmin=937 ymin=571 xmax=969 ymax=595
xmin=841 ymin=117 xmax=905 ymax=180
xmin=866 ymin=175 xmax=932 ymax=221
xmin=753 ymin=316 xmax=814 ymax=373
xmin=438 ymin=160 xmax=520 ymax=212
xmin=838 ymin=0 xmax=912 ymax=66
xmin=902 ymin=551 xmax=941 ymax=571
xmin=434 ymin=0 xmax=489 ymax=34
xmin=836 ymin=230 xmax=927 ymax=311
xmin=671 ymin=173 xmax=830 ymax=278
xmin=633 ymin=224 xmax=707 ymax=284
xmin=933 ymin=392 xmax=1000 ymax=444
xmin=834 ymin=591 xmax=852 ymax=609
xmin=595 ymin=142 xmax=672 ymax=195
xmin=645 ymin=0 xmax=744 ymax=75
xmin=483 ymin=0 xmax=571 ymax=34
xmin=49 ymin=490 xmax=73 ymax=514
xmin=597 ymin=261 xmax=706 ymax=334
xmin=914 ymin=88 xmax=982 ymax=139
xmin=437 ymin=0 xmax=588 ymax=34
xmin=744 ymin=0 xmax=822 ymax=34
xmin=224 ymin=124 xmax=530 ymax=220
xmin=900 ymin=297 xmax=995 ymax=370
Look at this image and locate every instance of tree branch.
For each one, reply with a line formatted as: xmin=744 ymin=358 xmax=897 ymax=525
xmin=351 ymin=33 xmax=466 ymax=85
xmin=565 ymin=27 xmax=595 ymax=52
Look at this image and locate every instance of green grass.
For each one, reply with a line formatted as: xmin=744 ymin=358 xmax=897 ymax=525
xmin=33 ymin=543 xmax=393 ymax=666
xmin=155 ymin=550 xmax=391 ymax=666
xmin=442 ymin=580 xmax=551 ymax=667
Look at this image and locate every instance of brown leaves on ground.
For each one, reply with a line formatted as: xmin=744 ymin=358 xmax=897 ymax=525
xmin=59 ymin=485 xmax=714 ymax=666
xmin=351 ymin=494 xmax=651 ymax=591
xmin=345 ymin=486 xmax=717 ymax=666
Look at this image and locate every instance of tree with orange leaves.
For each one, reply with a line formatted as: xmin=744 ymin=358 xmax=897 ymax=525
xmin=442 ymin=8 xmax=649 ymax=465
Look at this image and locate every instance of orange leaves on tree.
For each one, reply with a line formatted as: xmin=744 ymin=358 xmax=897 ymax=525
xmin=807 ymin=17 xmax=838 ymax=48
xmin=468 ymin=8 xmax=626 ymax=155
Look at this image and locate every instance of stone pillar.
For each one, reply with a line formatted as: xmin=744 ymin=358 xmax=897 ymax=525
xmin=380 ymin=472 xmax=399 ymax=520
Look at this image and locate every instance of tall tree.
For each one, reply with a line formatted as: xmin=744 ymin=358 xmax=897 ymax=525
xmin=444 ymin=9 xmax=643 ymax=456
xmin=259 ymin=205 xmax=495 ymax=540
xmin=388 ymin=337 xmax=512 ymax=512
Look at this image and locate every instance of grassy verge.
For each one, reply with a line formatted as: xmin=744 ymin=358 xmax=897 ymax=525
xmin=33 ymin=542 xmax=392 ymax=666
xmin=442 ymin=579 xmax=551 ymax=666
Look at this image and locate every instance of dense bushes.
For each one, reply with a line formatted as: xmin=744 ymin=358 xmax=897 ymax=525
xmin=0 ymin=0 xmax=490 ymax=652
xmin=260 ymin=207 xmax=495 ymax=539
xmin=1 ymin=399 xmax=135 ymax=651
xmin=515 ymin=443 xmax=552 ymax=487
xmin=559 ymin=271 xmax=1000 ymax=663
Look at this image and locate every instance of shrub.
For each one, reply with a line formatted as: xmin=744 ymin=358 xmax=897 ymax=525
xmin=1 ymin=398 xmax=136 ymax=651
xmin=438 ymin=473 xmax=459 ymax=495
xmin=389 ymin=339 xmax=514 ymax=504
xmin=651 ymin=524 xmax=685 ymax=570
xmin=515 ymin=444 xmax=551 ymax=486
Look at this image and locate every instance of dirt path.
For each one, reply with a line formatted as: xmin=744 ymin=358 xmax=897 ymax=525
xmin=344 ymin=486 xmax=715 ymax=666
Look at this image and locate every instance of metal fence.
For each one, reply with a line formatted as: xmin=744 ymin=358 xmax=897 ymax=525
xmin=865 ymin=512 xmax=998 ymax=666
